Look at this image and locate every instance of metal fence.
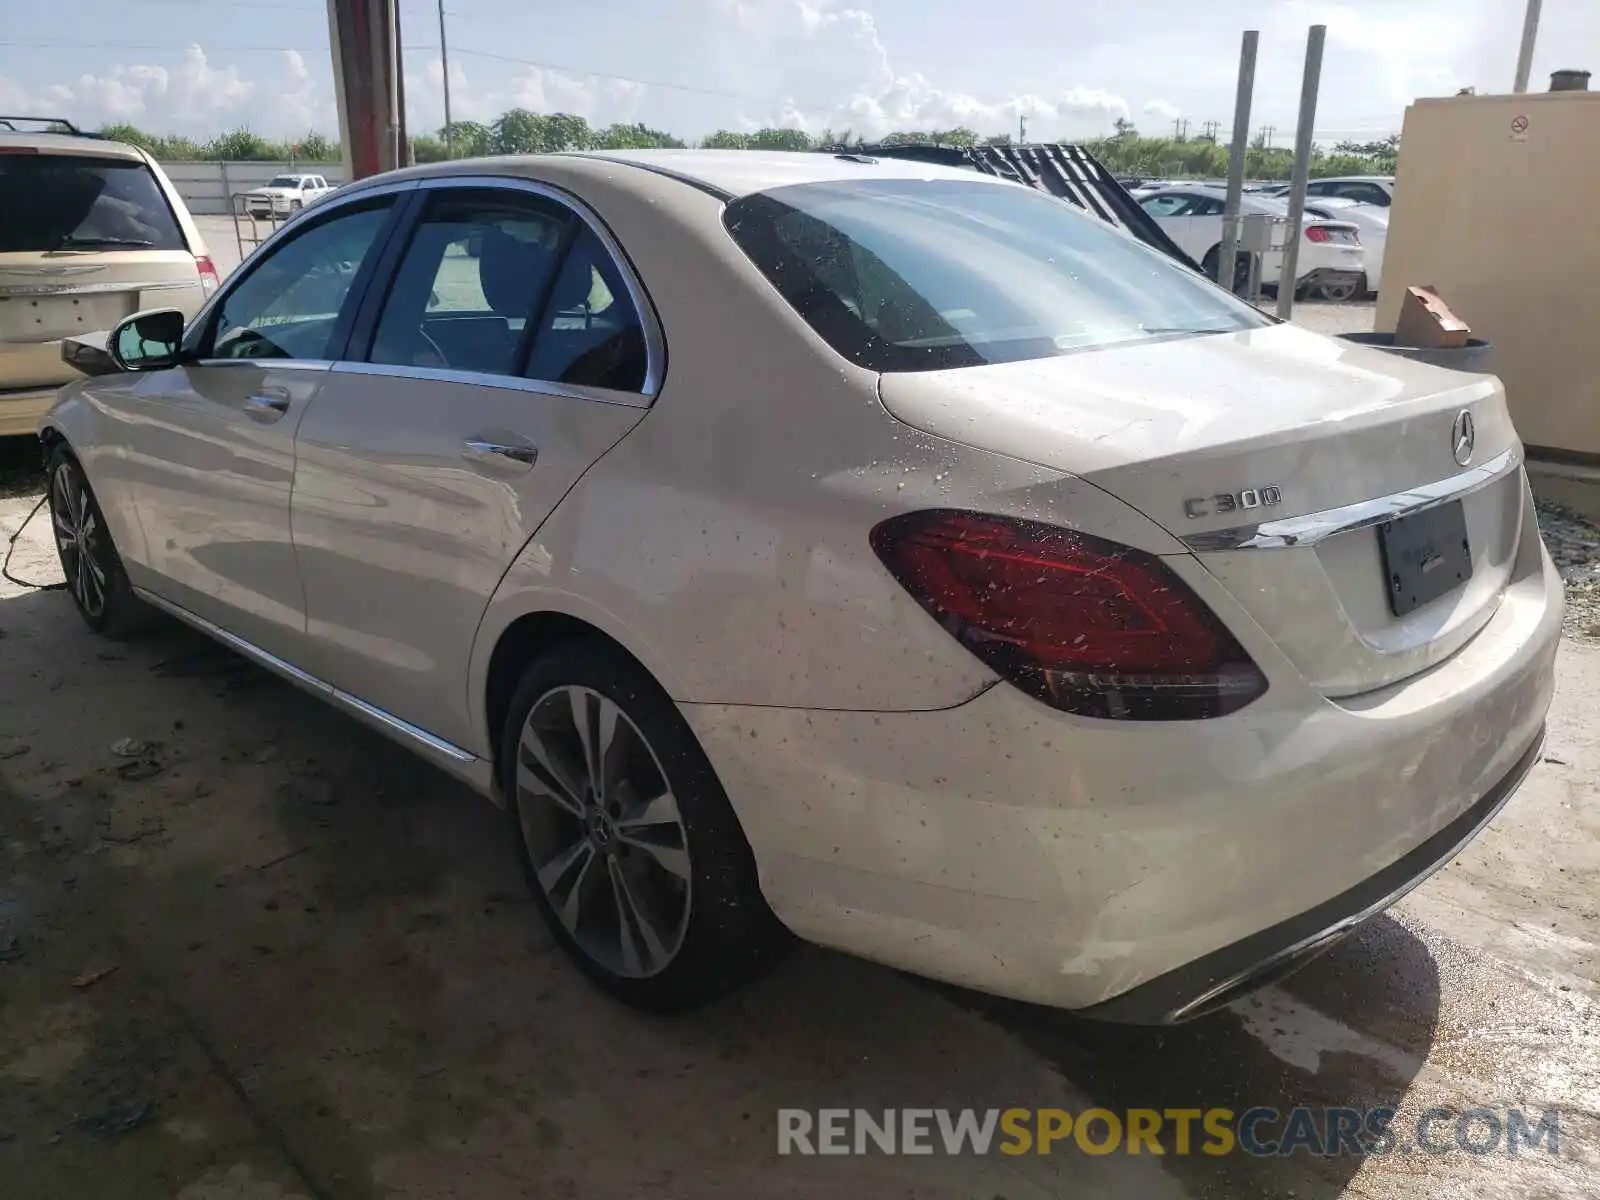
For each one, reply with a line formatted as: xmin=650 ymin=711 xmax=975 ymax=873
xmin=157 ymin=161 xmax=347 ymax=215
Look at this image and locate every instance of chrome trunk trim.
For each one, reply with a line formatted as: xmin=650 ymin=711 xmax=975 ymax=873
xmin=1182 ymin=445 xmax=1523 ymax=552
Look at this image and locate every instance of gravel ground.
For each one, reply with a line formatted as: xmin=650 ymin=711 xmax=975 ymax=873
xmin=1538 ymin=501 xmax=1600 ymax=641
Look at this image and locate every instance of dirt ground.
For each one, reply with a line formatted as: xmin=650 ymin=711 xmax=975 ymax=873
xmin=2 ymin=426 xmax=1598 ymax=1199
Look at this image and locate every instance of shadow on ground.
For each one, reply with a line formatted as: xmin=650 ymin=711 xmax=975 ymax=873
xmin=0 ymin=585 xmax=1447 ymax=1200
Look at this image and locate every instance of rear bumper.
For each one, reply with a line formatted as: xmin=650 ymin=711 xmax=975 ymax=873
xmin=1297 ymin=267 xmax=1366 ymax=293
xmin=0 ymin=387 xmax=58 ymax=438
xmin=1080 ymin=728 xmax=1544 ymax=1022
xmin=681 ymin=540 xmax=1561 ymax=1016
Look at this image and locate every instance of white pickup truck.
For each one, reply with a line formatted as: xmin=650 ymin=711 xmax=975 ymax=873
xmin=244 ymin=173 xmax=334 ymax=218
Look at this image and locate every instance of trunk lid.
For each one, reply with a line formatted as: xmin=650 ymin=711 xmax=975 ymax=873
xmin=0 ymin=250 xmax=204 ymax=391
xmin=877 ymin=323 xmax=1526 ymax=697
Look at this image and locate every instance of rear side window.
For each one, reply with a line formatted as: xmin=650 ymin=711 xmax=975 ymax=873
xmin=724 ymin=178 xmax=1269 ymax=373
xmin=524 ymin=226 xmax=649 ymax=392
xmin=0 ymin=154 xmax=186 ymax=252
xmin=368 ymin=189 xmax=571 ymax=376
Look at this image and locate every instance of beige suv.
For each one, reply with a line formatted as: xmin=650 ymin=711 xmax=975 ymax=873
xmin=0 ymin=118 xmax=218 ymax=438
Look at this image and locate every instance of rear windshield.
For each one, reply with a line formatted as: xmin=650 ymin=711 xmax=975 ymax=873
xmin=267 ymin=176 xmax=303 ymax=188
xmin=725 ymin=178 xmax=1269 ymax=372
xmin=0 ymin=153 xmax=186 ymax=253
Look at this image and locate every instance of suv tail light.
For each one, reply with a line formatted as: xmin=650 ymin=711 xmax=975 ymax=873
xmin=195 ymin=255 xmax=220 ymax=294
xmin=870 ymin=510 xmax=1267 ymax=720
xmin=1304 ymin=225 xmax=1330 ymax=243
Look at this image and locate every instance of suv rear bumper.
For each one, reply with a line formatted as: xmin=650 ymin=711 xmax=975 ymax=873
xmin=0 ymin=387 xmax=57 ymax=438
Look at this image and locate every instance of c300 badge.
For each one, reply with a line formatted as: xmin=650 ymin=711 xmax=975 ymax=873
xmin=1184 ymin=485 xmax=1283 ymax=519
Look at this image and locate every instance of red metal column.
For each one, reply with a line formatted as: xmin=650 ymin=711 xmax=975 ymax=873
xmin=326 ymin=0 xmax=408 ymax=181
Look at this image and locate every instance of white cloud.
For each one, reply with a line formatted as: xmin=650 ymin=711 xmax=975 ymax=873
xmin=1143 ymin=98 xmax=1183 ymax=121
xmin=719 ymin=0 xmax=1131 ymax=137
xmin=1 ymin=46 xmax=266 ymax=135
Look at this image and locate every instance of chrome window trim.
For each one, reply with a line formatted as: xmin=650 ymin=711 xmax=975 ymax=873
xmin=191 ymin=359 xmax=334 ymax=372
xmin=1182 ymin=444 xmax=1523 ymax=552
xmin=134 ymin=587 xmax=481 ymax=768
xmin=409 ymin=173 xmax=666 ymax=399
xmin=329 ymin=360 xmax=648 ymax=409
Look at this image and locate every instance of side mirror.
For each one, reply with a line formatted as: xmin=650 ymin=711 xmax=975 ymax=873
xmin=110 ymin=308 xmax=187 ymax=372
xmin=60 ymin=330 xmax=120 ymax=378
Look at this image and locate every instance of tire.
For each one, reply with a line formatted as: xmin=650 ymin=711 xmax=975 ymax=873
xmin=500 ymin=638 xmax=789 ymax=1012
xmin=289 ymin=200 xmax=303 ymax=213
xmin=1201 ymin=245 xmax=1250 ymax=295
xmin=1315 ymin=279 xmax=1360 ymax=303
xmin=46 ymin=446 xmax=149 ymax=638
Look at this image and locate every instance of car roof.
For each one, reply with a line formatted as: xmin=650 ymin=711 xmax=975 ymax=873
xmin=0 ymin=131 xmax=145 ymax=161
xmin=374 ymin=149 xmax=1005 ymax=200
xmin=1313 ymin=175 xmax=1394 ymax=184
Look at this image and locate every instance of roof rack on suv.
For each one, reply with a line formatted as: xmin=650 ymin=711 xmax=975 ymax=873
xmin=0 ymin=115 xmax=96 ymax=136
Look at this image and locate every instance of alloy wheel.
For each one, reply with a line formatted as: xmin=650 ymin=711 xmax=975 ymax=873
xmin=515 ymin=685 xmax=692 ymax=978
xmin=51 ymin=462 xmax=108 ymax=620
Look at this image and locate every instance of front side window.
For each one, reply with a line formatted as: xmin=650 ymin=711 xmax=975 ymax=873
xmin=369 ymin=190 xmax=571 ymax=375
xmin=208 ymin=201 xmax=392 ymax=360
xmin=725 ymin=178 xmax=1269 ymax=373
xmin=0 ymin=153 xmax=186 ymax=252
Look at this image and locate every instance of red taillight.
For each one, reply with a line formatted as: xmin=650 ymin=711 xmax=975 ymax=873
xmin=1305 ymin=225 xmax=1330 ymax=243
xmin=870 ymin=510 xmax=1266 ymax=720
xmin=0 ymin=146 xmax=40 ymax=154
xmin=195 ymin=254 xmax=220 ymax=294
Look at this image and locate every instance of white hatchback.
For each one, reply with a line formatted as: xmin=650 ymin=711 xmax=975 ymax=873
xmin=40 ymin=151 xmax=1560 ymax=1022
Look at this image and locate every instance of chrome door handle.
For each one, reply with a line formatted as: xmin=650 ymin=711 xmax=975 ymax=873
xmin=461 ymin=439 xmax=538 ymax=468
xmin=243 ymin=389 xmax=291 ymax=423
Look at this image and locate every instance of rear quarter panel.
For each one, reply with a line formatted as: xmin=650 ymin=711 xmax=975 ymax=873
xmin=467 ymin=162 xmax=1182 ymax=740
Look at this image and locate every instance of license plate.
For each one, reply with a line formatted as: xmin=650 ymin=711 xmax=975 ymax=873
xmin=1378 ymin=500 xmax=1473 ymax=617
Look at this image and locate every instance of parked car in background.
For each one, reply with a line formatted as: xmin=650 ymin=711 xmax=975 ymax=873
xmin=244 ymin=173 xmax=334 ymax=218
xmin=1305 ymin=196 xmax=1389 ymax=295
xmin=0 ymin=118 xmax=218 ymax=438
xmin=1262 ymin=176 xmax=1396 ymax=207
xmin=39 ymin=151 xmax=1558 ymax=1024
xmin=1137 ymin=183 xmax=1365 ymax=299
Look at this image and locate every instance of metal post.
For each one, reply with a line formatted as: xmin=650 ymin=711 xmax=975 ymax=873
xmin=438 ymin=0 xmax=453 ymax=156
xmin=1276 ymin=24 xmax=1325 ymax=321
xmin=1513 ymin=0 xmax=1542 ymax=93
xmin=1218 ymin=30 xmax=1259 ymax=292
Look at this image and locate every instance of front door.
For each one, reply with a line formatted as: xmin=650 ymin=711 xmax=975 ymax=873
xmin=115 ymin=195 xmax=401 ymax=659
xmin=290 ymin=183 xmax=657 ymax=748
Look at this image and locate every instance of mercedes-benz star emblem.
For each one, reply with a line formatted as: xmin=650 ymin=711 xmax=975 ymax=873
xmin=1452 ymin=410 xmax=1476 ymax=466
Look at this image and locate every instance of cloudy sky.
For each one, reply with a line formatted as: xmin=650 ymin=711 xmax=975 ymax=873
xmin=1 ymin=0 xmax=1595 ymax=146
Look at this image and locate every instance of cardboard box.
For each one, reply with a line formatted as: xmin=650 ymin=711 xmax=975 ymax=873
xmin=1394 ymin=285 xmax=1472 ymax=349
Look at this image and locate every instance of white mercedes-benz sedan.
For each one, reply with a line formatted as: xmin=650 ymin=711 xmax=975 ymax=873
xmin=38 ymin=151 xmax=1560 ymax=1022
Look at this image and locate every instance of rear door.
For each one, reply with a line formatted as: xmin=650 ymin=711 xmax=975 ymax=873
xmin=0 ymin=146 xmax=204 ymax=398
xmin=289 ymin=179 xmax=658 ymax=748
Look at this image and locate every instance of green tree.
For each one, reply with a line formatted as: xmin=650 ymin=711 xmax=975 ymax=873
xmin=99 ymin=122 xmax=156 ymax=151
xmin=594 ymin=122 xmax=684 ymax=149
xmin=745 ymin=127 xmax=813 ymax=151
xmin=293 ymin=130 xmax=338 ymax=161
xmin=206 ymin=128 xmax=277 ymax=161
xmin=493 ymin=108 xmax=547 ymax=153
xmin=700 ymin=129 xmax=747 ymax=148
xmin=929 ymin=126 xmax=978 ymax=147
xmin=1112 ymin=117 xmax=1138 ymax=139
xmin=983 ymin=133 xmax=1014 ymax=147
xmin=410 ymin=134 xmax=448 ymax=163
xmin=442 ymin=120 xmax=495 ymax=157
